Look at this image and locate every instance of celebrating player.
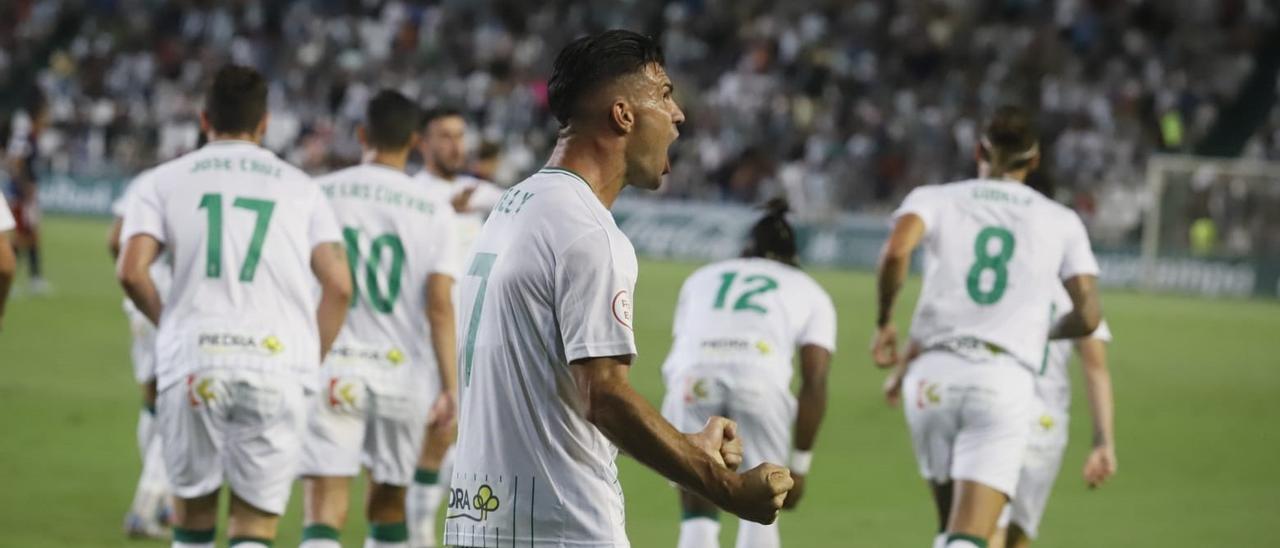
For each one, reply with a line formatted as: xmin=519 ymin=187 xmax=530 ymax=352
xmin=298 ymin=90 xmax=459 ymax=548
xmin=444 ymin=30 xmax=793 ymax=548
xmin=108 ymin=172 xmax=175 ymax=539
xmin=870 ymin=106 xmax=1103 ymax=548
xmin=661 ymin=198 xmax=837 ymax=548
xmin=117 ymin=65 xmax=352 ymax=548
xmin=406 ymin=106 xmax=501 ymax=546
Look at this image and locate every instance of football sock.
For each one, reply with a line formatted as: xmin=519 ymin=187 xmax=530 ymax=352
xmin=301 ymin=523 xmax=341 ymax=548
xmin=735 ymin=518 xmax=779 ymax=548
xmin=407 ymin=468 xmax=442 ymax=546
xmin=172 ymin=527 xmax=214 ymax=548
xmin=228 ymin=537 xmax=272 ymax=547
xmin=944 ymin=533 xmax=987 ymax=548
xmin=677 ymin=512 xmax=720 ymax=548
xmin=366 ymin=521 xmax=409 ymax=547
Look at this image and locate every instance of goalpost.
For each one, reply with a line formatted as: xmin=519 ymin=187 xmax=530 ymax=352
xmin=1140 ymin=154 xmax=1280 ymax=298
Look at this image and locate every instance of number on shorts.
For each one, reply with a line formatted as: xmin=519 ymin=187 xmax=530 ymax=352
xmin=966 ymin=226 xmax=1016 ymax=304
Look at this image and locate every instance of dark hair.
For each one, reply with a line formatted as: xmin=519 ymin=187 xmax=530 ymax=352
xmin=419 ymin=105 xmax=463 ymax=131
xmin=547 ymin=30 xmax=664 ymax=127
xmin=743 ymin=198 xmax=799 ymax=266
xmin=476 ymin=140 xmax=502 ymax=160
xmin=365 ymin=89 xmax=419 ymax=150
xmin=980 ymin=105 xmax=1039 ymax=174
xmin=204 ymin=65 xmax=267 ymax=135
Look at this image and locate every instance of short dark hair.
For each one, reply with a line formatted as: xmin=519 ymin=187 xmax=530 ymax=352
xmin=743 ymin=198 xmax=798 ymax=266
xmin=980 ymin=105 xmax=1039 ymax=173
xmin=365 ymin=90 xmax=419 ymax=150
xmin=547 ymin=30 xmax=665 ymax=127
xmin=419 ymin=105 xmax=463 ymax=132
xmin=204 ymin=65 xmax=267 ymax=135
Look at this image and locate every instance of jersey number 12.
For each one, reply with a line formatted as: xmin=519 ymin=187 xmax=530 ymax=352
xmin=713 ymin=271 xmax=778 ymax=314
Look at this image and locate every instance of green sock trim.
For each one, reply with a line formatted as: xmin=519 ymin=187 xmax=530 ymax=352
xmin=173 ymin=527 xmax=215 ymax=543
xmin=301 ymin=523 xmax=341 ymax=540
xmin=414 ymin=467 xmax=440 ymax=485
xmin=369 ymin=522 xmax=409 ymax=542
xmin=229 ymin=536 xmax=273 ymax=546
xmin=946 ymin=533 xmax=988 ymax=547
xmin=680 ymin=509 xmax=719 ymax=521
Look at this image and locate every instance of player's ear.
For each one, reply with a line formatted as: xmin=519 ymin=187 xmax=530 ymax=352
xmin=610 ymin=98 xmax=634 ymax=135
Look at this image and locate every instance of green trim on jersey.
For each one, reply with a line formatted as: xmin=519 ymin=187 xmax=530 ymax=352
xmin=538 ymin=167 xmax=590 ymax=187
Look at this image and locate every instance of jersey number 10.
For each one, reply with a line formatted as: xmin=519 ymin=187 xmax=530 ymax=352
xmin=343 ymin=227 xmax=406 ymax=314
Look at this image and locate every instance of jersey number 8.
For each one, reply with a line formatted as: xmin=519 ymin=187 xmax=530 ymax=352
xmin=966 ymin=226 xmax=1016 ymax=305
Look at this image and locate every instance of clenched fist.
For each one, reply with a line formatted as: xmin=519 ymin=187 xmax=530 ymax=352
xmin=723 ymin=463 xmax=793 ymax=525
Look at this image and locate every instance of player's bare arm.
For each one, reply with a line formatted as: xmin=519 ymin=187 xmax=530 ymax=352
xmin=107 ymin=217 xmax=124 ymax=259
xmin=1049 ymin=275 xmax=1102 ymax=339
xmin=425 ymin=273 xmax=458 ymax=427
xmin=0 ymin=231 xmax=14 ymax=329
xmin=872 ymin=213 xmax=925 ymax=367
xmin=883 ymin=339 xmax=924 ymax=407
xmin=310 ymin=241 xmax=352 ymax=359
xmin=571 ymin=355 xmax=793 ymax=524
xmin=1077 ymin=336 xmax=1117 ymax=488
xmin=785 ymin=343 xmax=831 ymax=510
xmin=117 ymin=234 xmax=165 ymax=325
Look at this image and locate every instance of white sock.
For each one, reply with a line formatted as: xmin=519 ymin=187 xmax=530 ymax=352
xmin=735 ymin=518 xmax=778 ymax=548
xmin=364 ymin=538 xmax=408 ymax=548
xmin=137 ymin=408 xmax=154 ymax=458
xmin=172 ymin=542 xmax=213 ymax=548
xmin=229 ymin=542 xmax=269 ymax=548
xmin=130 ymin=417 xmax=169 ymax=520
xmin=407 ymin=482 xmax=443 ymax=547
xmin=678 ymin=517 xmax=720 ymax=548
xmin=945 ymin=539 xmax=981 ymax=548
xmin=300 ymin=540 xmax=341 ymax=548
xmin=933 ymin=533 xmax=948 ymax=548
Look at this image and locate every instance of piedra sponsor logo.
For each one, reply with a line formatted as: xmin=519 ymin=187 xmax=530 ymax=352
xmin=446 ymin=484 xmax=501 ymax=522
xmin=197 ymin=332 xmax=284 ymax=356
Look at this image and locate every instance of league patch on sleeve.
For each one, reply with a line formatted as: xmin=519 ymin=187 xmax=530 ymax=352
xmin=612 ymin=289 xmax=633 ymax=330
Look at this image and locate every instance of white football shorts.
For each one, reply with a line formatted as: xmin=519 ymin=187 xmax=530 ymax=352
xmin=157 ymin=369 xmax=306 ymax=514
xmin=300 ymin=373 xmax=433 ymax=486
xmin=661 ymin=366 xmax=795 ymax=471
xmin=902 ymin=349 xmax=1034 ymax=496
xmin=998 ymin=402 xmax=1070 ymax=538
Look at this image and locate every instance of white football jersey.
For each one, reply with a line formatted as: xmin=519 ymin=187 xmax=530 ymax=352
xmin=414 ymin=170 xmax=503 ymax=269
xmin=662 ymin=257 xmax=836 ymax=388
xmin=446 ymin=168 xmax=637 ymax=548
xmin=315 ymin=163 xmax=459 ymax=391
xmin=1036 ymin=286 xmax=1112 ymax=413
xmin=114 ymin=171 xmax=173 ymax=315
xmin=0 ymin=192 xmax=14 ymax=232
xmin=120 ymin=140 xmax=342 ymax=391
xmin=895 ymin=179 xmax=1100 ymax=370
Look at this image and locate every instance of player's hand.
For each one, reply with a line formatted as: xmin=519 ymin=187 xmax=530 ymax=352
xmin=1083 ymin=445 xmax=1117 ymax=488
xmin=687 ymin=416 xmax=744 ymax=471
xmin=725 ymin=463 xmax=793 ymax=524
xmin=882 ymin=367 xmax=905 ymax=407
xmin=429 ymin=390 xmax=457 ymax=429
xmin=781 ymin=472 xmax=805 ymax=510
xmin=451 ymin=185 xmax=478 ymax=213
xmin=870 ymin=324 xmax=899 ymax=368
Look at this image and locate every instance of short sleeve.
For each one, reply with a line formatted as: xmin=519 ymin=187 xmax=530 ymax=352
xmin=891 ymin=186 xmax=943 ymax=230
xmin=0 ymin=193 xmax=14 ymax=232
xmin=1089 ymin=320 xmax=1112 ymax=343
xmin=798 ymin=285 xmax=837 ymax=352
xmin=1059 ymin=212 xmax=1100 ymax=279
xmin=427 ymin=205 xmax=460 ymax=278
xmin=555 ymin=229 xmax=637 ymax=363
xmin=308 ymin=185 xmax=343 ymax=248
xmin=120 ymin=173 xmax=167 ymax=244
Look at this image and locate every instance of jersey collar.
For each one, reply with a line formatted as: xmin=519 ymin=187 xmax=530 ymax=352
xmin=538 ymin=167 xmax=590 ymax=188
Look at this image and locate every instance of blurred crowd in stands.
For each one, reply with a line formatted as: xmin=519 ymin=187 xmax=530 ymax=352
xmin=2 ymin=0 xmax=1278 ymax=242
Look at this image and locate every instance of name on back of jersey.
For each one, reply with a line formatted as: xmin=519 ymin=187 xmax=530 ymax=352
xmin=191 ymin=156 xmax=282 ymax=179
xmin=322 ymin=181 xmax=437 ymax=215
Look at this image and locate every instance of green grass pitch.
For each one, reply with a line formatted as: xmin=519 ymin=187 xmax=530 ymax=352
xmin=1 ymin=216 xmax=1278 ymax=546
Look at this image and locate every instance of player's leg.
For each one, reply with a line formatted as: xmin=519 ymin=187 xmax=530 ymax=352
xmin=944 ymin=356 xmax=1035 ymax=547
xmin=407 ymin=422 xmax=453 ymax=547
xmin=300 ymin=376 xmax=366 ymax=547
xmin=365 ymin=387 xmax=429 ymax=548
xmin=662 ymin=371 xmax=727 ymax=548
xmin=997 ymin=409 xmax=1069 ymax=548
xmin=126 ymin=314 xmax=171 ymax=537
xmin=727 ymin=380 xmax=792 ymax=548
xmin=929 ymin=481 xmax=954 ymax=547
xmin=901 ymin=352 xmax=964 ymax=547
xmin=158 ymin=375 xmax=225 ymax=547
xmin=224 ymin=372 xmax=308 ymax=546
